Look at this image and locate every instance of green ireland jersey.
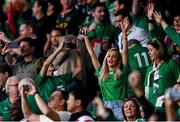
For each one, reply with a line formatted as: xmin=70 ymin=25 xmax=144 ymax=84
xmin=128 ymin=44 xmax=151 ymax=81
xmin=35 ymin=71 xmax=72 ymax=102
xmin=0 ymin=98 xmax=11 ymax=121
xmin=95 ymin=65 xmax=129 ymax=101
xmin=144 ymin=59 xmax=180 ymax=111
xmin=83 ymin=21 xmax=116 ymax=43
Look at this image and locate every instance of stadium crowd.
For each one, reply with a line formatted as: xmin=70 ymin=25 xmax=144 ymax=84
xmin=0 ymin=0 xmax=180 ymax=121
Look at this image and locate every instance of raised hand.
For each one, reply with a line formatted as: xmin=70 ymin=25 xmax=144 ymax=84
xmin=93 ymin=96 xmax=104 ymax=107
xmin=18 ymin=81 xmax=37 ymax=96
xmin=1 ymin=44 xmax=12 ymax=55
xmin=27 ymin=82 xmax=37 ymax=95
xmin=93 ymin=97 xmax=106 ymax=117
xmin=153 ymin=11 xmax=163 ymax=24
xmin=146 ymin=3 xmax=154 ymax=19
xmin=120 ymin=17 xmax=129 ymax=33
xmin=0 ymin=32 xmax=10 ymax=44
xmin=80 ymin=26 xmax=89 ymax=36
xmin=19 ymin=86 xmax=27 ymax=97
xmin=128 ymin=70 xmax=142 ymax=89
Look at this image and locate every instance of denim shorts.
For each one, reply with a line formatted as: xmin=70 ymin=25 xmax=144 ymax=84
xmin=104 ymin=100 xmax=124 ymax=121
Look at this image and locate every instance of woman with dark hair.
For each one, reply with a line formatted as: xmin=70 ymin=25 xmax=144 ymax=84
xmin=144 ymin=37 xmax=180 ymax=112
xmin=122 ymin=98 xmax=140 ymax=121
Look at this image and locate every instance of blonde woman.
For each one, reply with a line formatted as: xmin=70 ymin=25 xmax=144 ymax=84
xmin=81 ymin=17 xmax=129 ymax=120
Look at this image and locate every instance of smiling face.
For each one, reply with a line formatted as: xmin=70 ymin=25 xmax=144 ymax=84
xmin=92 ymin=6 xmax=106 ymax=22
xmin=174 ymin=16 xmax=180 ymax=33
xmin=123 ymin=100 xmax=138 ymax=120
xmin=106 ymin=50 xmax=120 ymax=68
xmin=48 ymin=91 xmax=62 ymax=109
xmin=6 ymin=77 xmax=20 ymax=97
xmin=50 ymin=30 xmax=61 ymax=47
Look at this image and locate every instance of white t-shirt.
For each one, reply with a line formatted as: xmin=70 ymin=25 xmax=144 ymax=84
xmin=40 ymin=115 xmax=54 ymax=122
xmin=77 ymin=115 xmax=94 ymax=122
xmin=39 ymin=111 xmax=71 ymax=122
xmin=118 ymin=25 xmax=148 ymax=53
xmin=57 ymin=111 xmax=71 ymax=121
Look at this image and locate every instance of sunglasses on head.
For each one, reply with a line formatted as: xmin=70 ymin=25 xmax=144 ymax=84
xmin=148 ymin=38 xmax=162 ymax=48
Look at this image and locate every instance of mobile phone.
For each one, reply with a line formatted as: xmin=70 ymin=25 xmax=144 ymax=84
xmin=165 ymin=88 xmax=180 ymax=101
xmin=79 ymin=27 xmax=88 ymax=35
xmin=79 ymin=30 xmax=86 ymax=35
xmin=23 ymin=85 xmax=30 ymax=91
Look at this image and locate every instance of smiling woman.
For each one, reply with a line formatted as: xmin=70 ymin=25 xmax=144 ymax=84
xmin=82 ymin=17 xmax=129 ymax=120
xmin=122 ymin=98 xmax=140 ymax=121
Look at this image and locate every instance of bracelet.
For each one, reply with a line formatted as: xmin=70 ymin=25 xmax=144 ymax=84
xmin=33 ymin=92 xmax=38 ymax=96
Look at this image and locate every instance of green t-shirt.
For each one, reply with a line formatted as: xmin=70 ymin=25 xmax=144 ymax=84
xmin=0 ymin=98 xmax=11 ymax=121
xmin=128 ymin=44 xmax=151 ymax=94
xmin=177 ymin=108 xmax=180 ymax=118
xmin=164 ymin=26 xmax=180 ymax=46
xmin=95 ymin=65 xmax=129 ymax=101
xmin=132 ymin=15 xmax=149 ymax=31
xmin=0 ymin=97 xmax=41 ymax=120
xmin=83 ymin=21 xmax=116 ymax=43
xmin=36 ymin=71 xmax=72 ymax=102
xmin=27 ymin=95 xmax=41 ymax=114
xmin=132 ymin=14 xmax=164 ymax=39
xmin=128 ymin=44 xmax=151 ymax=81
xmin=144 ymin=59 xmax=180 ymax=110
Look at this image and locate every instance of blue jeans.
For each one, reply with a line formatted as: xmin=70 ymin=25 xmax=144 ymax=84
xmin=104 ymin=100 xmax=124 ymax=121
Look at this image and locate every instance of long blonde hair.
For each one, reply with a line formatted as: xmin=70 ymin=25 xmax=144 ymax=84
xmin=99 ymin=48 xmax=122 ymax=81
